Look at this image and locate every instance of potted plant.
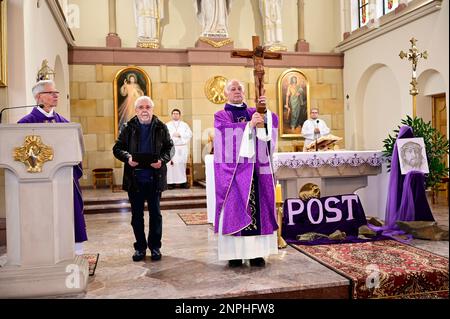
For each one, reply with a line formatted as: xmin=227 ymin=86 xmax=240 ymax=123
xmin=382 ymin=116 xmax=449 ymax=192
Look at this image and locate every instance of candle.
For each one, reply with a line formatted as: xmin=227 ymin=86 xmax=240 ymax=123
xmin=276 ymin=181 xmax=282 ymax=204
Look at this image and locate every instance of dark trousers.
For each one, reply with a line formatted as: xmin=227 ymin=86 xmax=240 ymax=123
xmin=128 ymin=182 xmax=162 ymax=251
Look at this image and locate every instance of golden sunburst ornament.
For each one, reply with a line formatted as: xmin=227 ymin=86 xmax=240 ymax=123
xmin=13 ymin=135 xmax=54 ymax=173
xmin=205 ymin=75 xmax=228 ymax=104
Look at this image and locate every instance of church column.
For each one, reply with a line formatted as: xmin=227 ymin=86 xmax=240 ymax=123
xmin=106 ymin=0 xmax=121 ymax=47
xmin=342 ymin=0 xmax=352 ymax=40
xmin=296 ymin=0 xmax=310 ymax=52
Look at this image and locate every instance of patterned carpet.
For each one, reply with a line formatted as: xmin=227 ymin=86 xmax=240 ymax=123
xmin=292 ymin=240 xmax=448 ymax=299
xmin=177 ymin=212 xmax=210 ymax=225
xmin=82 ymin=253 xmax=99 ymax=276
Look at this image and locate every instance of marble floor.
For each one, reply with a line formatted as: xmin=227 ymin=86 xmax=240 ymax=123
xmin=0 ymin=190 xmax=448 ymax=299
xmin=76 ymin=194 xmax=449 ymax=299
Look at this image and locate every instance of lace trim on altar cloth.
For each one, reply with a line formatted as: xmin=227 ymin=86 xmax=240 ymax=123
xmin=273 ymin=151 xmax=387 ymax=172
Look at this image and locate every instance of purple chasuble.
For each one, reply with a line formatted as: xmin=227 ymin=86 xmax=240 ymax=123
xmin=18 ymin=107 xmax=88 ymax=243
xmin=213 ymin=103 xmax=278 ymax=236
xmin=372 ymin=125 xmax=435 ymax=240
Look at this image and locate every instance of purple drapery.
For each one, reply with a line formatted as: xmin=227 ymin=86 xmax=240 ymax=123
xmin=385 ymin=125 xmax=434 ymax=226
xmin=372 ymin=125 xmax=434 ymax=239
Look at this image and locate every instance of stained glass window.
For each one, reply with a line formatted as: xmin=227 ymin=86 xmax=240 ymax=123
xmin=384 ymin=0 xmax=399 ymax=14
xmin=358 ymin=0 xmax=370 ymax=27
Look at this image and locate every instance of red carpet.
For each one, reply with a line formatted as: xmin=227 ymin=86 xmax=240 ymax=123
xmin=292 ymin=240 xmax=448 ymax=299
xmin=178 ymin=212 xmax=210 ymax=225
xmin=82 ymin=253 xmax=99 ymax=276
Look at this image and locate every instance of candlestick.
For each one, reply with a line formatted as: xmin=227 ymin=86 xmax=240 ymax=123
xmin=276 ymin=181 xmax=282 ymax=204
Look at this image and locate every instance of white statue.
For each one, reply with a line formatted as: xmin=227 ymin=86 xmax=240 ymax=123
xmin=259 ymin=0 xmax=284 ymax=48
xmin=195 ymin=0 xmax=232 ymax=38
xmin=134 ymin=0 xmax=164 ymax=48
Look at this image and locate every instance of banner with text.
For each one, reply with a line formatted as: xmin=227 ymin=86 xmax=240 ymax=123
xmin=282 ymin=194 xmax=368 ymax=242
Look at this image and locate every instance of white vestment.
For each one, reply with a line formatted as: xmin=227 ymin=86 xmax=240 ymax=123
xmin=301 ymin=118 xmax=331 ymax=147
xmin=259 ymin=0 xmax=283 ymax=46
xmin=166 ymin=120 xmax=192 ymax=184
xmin=134 ymin=0 xmax=164 ymax=42
xmin=195 ymin=0 xmax=232 ymax=38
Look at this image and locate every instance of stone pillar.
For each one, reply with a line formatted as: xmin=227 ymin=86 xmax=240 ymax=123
xmin=296 ymin=0 xmax=310 ymax=52
xmin=106 ymin=0 xmax=121 ymax=47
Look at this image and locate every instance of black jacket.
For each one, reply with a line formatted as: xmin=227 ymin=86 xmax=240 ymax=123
xmin=113 ymin=115 xmax=174 ymax=192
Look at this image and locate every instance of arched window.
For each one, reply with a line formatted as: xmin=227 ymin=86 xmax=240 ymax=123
xmin=383 ymin=0 xmax=399 ymax=14
xmin=358 ymin=0 xmax=370 ymax=27
xmin=354 ymin=0 xmax=409 ymax=30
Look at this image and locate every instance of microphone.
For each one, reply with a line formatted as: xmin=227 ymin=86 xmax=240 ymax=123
xmin=0 ymin=104 xmax=43 ymax=123
xmin=315 ymin=120 xmax=320 ymax=152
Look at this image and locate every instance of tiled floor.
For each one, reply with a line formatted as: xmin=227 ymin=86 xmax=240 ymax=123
xmin=75 ymin=191 xmax=449 ymax=298
xmin=0 ymin=189 xmax=448 ymax=299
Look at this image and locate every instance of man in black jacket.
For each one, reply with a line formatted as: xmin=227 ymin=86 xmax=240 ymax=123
xmin=113 ymin=96 xmax=174 ymax=262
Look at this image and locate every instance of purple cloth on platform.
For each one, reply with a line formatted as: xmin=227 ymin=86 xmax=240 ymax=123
xmin=18 ymin=107 xmax=88 ymax=243
xmin=384 ymin=125 xmax=434 ymax=229
xmin=282 ymin=194 xmax=387 ymax=245
xmin=282 ymin=195 xmax=368 ymax=238
xmin=371 ymin=125 xmax=435 ymax=241
xmin=213 ymin=104 xmax=278 ymax=236
xmin=397 ymin=171 xmax=434 ymax=223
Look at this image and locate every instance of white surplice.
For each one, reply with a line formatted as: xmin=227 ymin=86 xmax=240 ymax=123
xmin=301 ymin=118 xmax=331 ymax=147
xmin=166 ymin=120 xmax=192 ymax=184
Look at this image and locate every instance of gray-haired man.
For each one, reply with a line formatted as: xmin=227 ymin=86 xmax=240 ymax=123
xmin=113 ymin=96 xmax=174 ymax=262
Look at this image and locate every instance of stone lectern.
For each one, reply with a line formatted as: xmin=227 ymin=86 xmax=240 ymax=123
xmin=0 ymin=123 xmax=88 ymax=298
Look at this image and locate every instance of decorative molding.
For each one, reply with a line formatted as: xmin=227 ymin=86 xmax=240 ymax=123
xmin=336 ymin=0 xmax=442 ymax=52
xmin=46 ymin=0 xmax=75 ymax=47
xmin=198 ymin=37 xmax=233 ymax=48
xmin=69 ymin=47 xmax=344 ymax=69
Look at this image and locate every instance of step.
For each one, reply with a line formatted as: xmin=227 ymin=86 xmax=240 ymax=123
xmin=84 ymin=199 xmax=207 ymax=214
xmin=84 ymin=194 xmax=206 ymax=206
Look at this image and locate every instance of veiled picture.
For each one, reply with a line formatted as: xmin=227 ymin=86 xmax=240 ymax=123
xmin=397 ymin=137 xmax=429 ymax=175
xmin=277 ymin=69 xmax=310 ymax=138
xmin=114 ymin=66 xmax=151 ymax=138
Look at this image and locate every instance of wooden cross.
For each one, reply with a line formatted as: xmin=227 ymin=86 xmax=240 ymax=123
xmin=231 ymin=36 xmax=282 ymax=123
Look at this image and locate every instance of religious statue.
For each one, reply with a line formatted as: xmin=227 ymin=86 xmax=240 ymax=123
xmin=195 ymin=0 xmax=232 ymax=38
xmin=259 ymin=0 xmax=286 ymax=51
xmin=36 ymin=59 xmax=55 ymax=82
xmin=134 ymin=0 xmax=164 ymax=48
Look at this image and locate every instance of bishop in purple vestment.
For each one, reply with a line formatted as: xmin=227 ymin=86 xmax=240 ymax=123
xmin=17 ymin=80 xmax=88 ymax=246
xmin=214 ymin=79 xmax=278 ymax=267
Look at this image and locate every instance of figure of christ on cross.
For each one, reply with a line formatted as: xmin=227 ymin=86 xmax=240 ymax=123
xmin=231 ymin=36 xmax=282 ymax=127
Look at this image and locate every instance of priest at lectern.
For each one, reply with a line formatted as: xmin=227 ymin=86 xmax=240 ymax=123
xmin=301 ymin=107 xmax=330 ymax=150
xmin=17 ymin=80 xmax=88 ymax=254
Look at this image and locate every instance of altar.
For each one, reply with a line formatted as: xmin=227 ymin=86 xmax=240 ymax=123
xmin=205 ymin=151 xmax=388 ymax=225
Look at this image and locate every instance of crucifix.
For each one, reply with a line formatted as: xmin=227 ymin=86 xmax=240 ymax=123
xmin=231 ymin=36 xmax=282 ymax=127
xmin=399 ymin=37 xmax=428 ymax=117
